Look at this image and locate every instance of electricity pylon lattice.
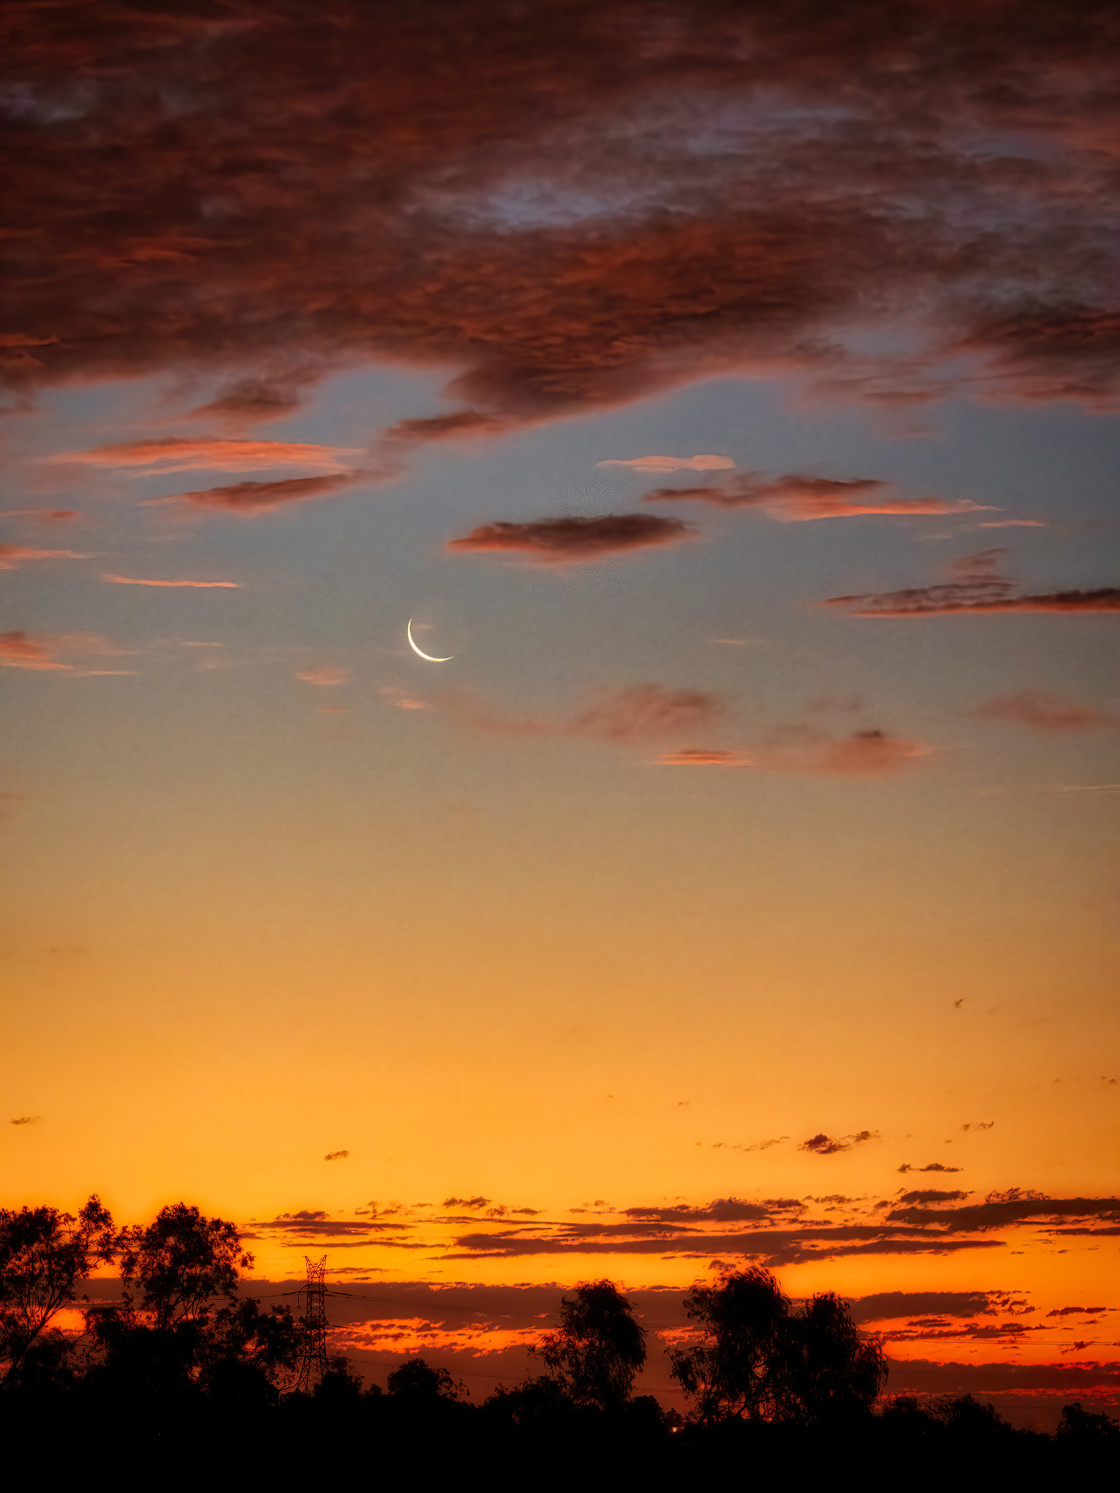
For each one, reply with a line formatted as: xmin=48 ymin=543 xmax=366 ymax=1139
xmin=294 ymin=1254 xmax=329 ymax=1393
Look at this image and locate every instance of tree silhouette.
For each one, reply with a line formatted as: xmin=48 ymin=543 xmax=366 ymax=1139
xmin=86 ymin=1202 xmax=298 ymax=1401
xmin=669 ymin=1266 xmax=789 ymax=1421
xmin=669 ymin=1267 xmax=886 ymax=1423
xmin=774 ymin=1290 xmax=886 ymax=1422
xmin=0 ymin=1195 xmax=115 ymax=1387
xmin=117 ymin=1203 xmax=251 ymax=1329
xmin=387 ymin=1357 xmax=465 ymax=1404
xmin=535 ymin=1279 xmax=646 ymax=1410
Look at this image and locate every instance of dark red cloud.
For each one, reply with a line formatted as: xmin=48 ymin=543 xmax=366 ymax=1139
xmin=163 ymin=473 xmax=365 ymax=513
xmin=886 ymin=1196 xmax=1120 ymax=1231
xmin=385 ymin=411 xmax=509 ymax=442
xmin=800 ymin=1130 xmax=879 ymax=1155
xmin=445 ymin=514 xmax=697 ymax=563
xmin=972 ymin=690 xmax=1116 ymax=731
xmin=898 ymin=1190 xmax=970 ymax=1206
xmin=825 ymin=583 xmax=1120 ymax=617
xmin=4 ymin=1 xmax=1118 ymax=429
xmin=850 ymin=1292 xmax=1004 ymax=1324
xmin=644 ymin=473 xmax=988 ymax=522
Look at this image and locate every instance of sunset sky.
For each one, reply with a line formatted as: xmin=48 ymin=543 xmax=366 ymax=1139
xmin=2 ymin=0 xmax=1117 ymax=1425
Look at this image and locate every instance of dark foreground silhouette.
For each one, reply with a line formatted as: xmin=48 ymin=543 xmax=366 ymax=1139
xmin=3 ymin=1197 xmax=1116 ymax=1481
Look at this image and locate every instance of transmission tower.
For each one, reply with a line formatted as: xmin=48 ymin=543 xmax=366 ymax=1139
xmin=293 ymin=1254 xmax=329 ymax=1393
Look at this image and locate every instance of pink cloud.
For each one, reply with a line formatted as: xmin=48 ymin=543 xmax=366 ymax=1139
xmin=655 ymin=748 xmax=752 ymax=766
xmin=296 ymin=667 xmax=350 ymax=687
xmin=973 ymin=691 xmax=1117 ymax=731
xmin=644 ymin=473 xmax=990 ymax=522
xmin=596 ymin=454 xmax=735 ymax=473
xmin=53 ymin=438 xmax=362 ymax=475
xmin=0 ymin=544 xmax=93 ymax=570
xmin=101 ymin=574 xmax=241 ymax=588
xmin=660 ymin=730 xmax=929 ymax=776
xmin=0 ymin=631 xmax=131 ymax=672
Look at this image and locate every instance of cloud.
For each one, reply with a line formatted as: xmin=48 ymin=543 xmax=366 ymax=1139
xmin=645 ymin=473 xmax=990 ymax=522
xmin=799 ymin=1130 xmax=879 ymax=1155
xmin=445 ymin=514 xmax=698 ymax=564
xmin=250 ymin=1209 xmax=408 ymax=1237
xmin=297 ymin=667 xmax=350 ymax=687
xmin=898 ymin=1163 xmax=964 ymax=1174
xmin=597 ymin=455 xmax=735 ymax=473
xmin=439 ymin=683 xmax=725 ymax=745
xmin=962 ymin=1121 xmax=996 ymax=1132
xmin=826 ymin=547 xmax=1120 ymax=617
xmin=0 ymin=545 xmax=93 ymax=570
xmin=187 ymin=371 xmax=320 ymax=426
xmin=0 ymin=509 xmax=81 ymax=523
xmin=159 ymin=473 xmax=366 ymax=513
xmin=850 ymin=1291 xmax=1006 ymax=1324
xmin=4 ymin=0 xmax=1120 ymax=454
xmin=323 ymin=1150 xmax=350 ymax=1162
xmin=655 ymin=748 xmax=752 ymax=766
xmin=886 ymin=1195 xmax=1120 ymax=1231
xmin=0 ymin=631 xmax=72 ymax=671
xmin=898 ymin=1190 xmax=971 ymax=1206
xmin=9 ymin=1115 xmax=40 ymax=1126
xmin=825 ymin=585 xmax=1120 ymax=617
xmin=623 ymin=1198 xmax=796 ymax=1225
xmin=659 ymin=729 xmax=929 ymax=776
xmin=804 ymin=730 xmax=929 ymax=776
xmin=53 ymin=438 xmax=362 ymax=475
xmin=385 ymin=411 xmax=509 ymax=442
xmin=101 ymin=574 xmax=241 ymax=588
xmin=972 ymin=690 xmax=1116 ymax=731
xmin=0 ymin=631 xmax=134 ymax=672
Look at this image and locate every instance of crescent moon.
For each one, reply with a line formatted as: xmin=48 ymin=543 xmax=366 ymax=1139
xmin=407 ymin=618 xmax=454 ymax=663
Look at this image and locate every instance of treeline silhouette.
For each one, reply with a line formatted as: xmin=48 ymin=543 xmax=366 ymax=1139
xmin=3 ymin=1197 xmax=1116 ymax=1480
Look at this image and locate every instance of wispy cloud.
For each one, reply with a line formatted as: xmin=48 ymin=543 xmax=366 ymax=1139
xmin=799 ymin=1130 xmax=880 ymax=1156
xmin=972 ymin=690 xmax=1117 ymax=731
xmin=0 ymin=630 xmax=136 ymax=672
xmin=155 ymin=472 xmax=368 ymax=513
xmin=101 ymin=574 xmax=241 ymax=588
xmin=597 ymin=454 xmax=735 ymax=473
xmin=53 ymin=437 xmax=363 ymax=475
xmin=0 ymin=544 xmax=94 ymax=570
xmin=439 ymin=684 xmax=725 ymax=744
xmin=645 ymin=472 xmax=990 ymax=522
xmin=657 ymin=730 xmax=929 ymax=776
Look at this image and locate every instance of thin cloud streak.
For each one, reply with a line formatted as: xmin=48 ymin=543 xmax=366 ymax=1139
xmin=101 ymin=575 xmax=242 ymax=588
